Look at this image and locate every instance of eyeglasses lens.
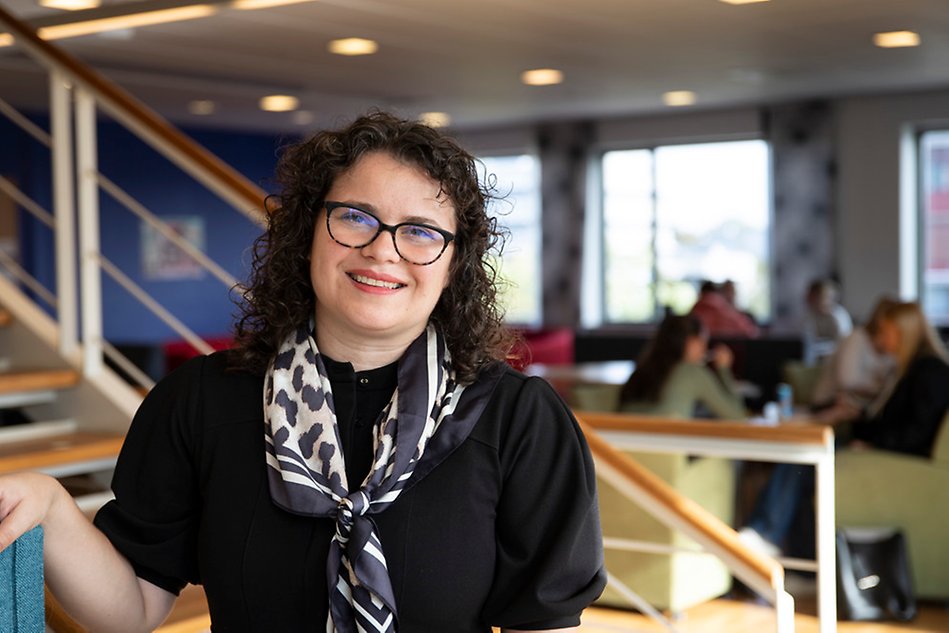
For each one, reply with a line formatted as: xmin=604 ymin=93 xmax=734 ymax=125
xmin=328 ymin=205 xmax=447 ymax=265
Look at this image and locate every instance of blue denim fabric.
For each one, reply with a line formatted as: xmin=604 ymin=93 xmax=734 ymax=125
xmin=745 ymin=463 xmax=815 ymax=549
xmin=0 ymin=526 xmax=45 ymax=633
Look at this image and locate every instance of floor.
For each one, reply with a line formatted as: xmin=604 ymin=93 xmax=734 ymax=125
xmin=578 ymin=599 xmax=949 ymax=633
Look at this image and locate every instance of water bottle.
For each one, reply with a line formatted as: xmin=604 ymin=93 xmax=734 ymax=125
xmin=776 ymin=382 xmax=794 ymax=419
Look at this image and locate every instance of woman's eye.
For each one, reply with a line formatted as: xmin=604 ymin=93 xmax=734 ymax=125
xmin=340 ymin=208 xmax=375 ymax=226
xmin=401 ymin=225 xmax=439 ymax=242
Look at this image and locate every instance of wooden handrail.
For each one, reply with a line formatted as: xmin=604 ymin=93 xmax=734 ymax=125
xmin=576 ymin=417 xmax=786 ymax=601
xmin=0 ymin=368 xmax=80 ymax=394
xmin=578 ymin=410 xmax=833 ymax=447
xmin=0 ymin=431 xmax=123 ymax=475
xmin=0 ymin=4 xmax=267 ymax=224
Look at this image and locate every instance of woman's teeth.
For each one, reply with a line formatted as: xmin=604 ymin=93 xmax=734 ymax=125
xmin=350 ymin=273 xmax=403 ymax=289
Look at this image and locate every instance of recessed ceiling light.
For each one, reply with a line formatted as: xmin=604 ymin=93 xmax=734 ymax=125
xmin=259 ymin=95 xmax=299 ymax=112
xmin=39 ymin=0 xmax=101 ymax=9
xmin=719 ymin=0 xmax=769 ymax=4
xmin=873 ymin=31 xmax=921 ymax=48
xmin=419 ymin=112 xmax=451 ymax=128
xmin=328 ymin=38 xmax=378 ymax=56
xmin=188 ymin=100 xmax=216 ymax=115
xmin=521 ymin=68 xmax=564 ymax=87
xmin=0 ymin=34 xmax=13 ymax=47
xmin=663 ymin=90 xmax=697 ymax=107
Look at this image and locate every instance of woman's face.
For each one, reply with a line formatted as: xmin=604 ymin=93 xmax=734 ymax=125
xmin=874 ymin=318 xmax=902 ymax=356
xmin=310 ymin=151 xmax=456 ymax=350
xmin=684 ymin=333 xmax=709 ymax=364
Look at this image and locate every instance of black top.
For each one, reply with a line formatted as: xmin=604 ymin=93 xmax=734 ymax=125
xmin=94 ymin=351 xmax=606 ymax=632
xmin=853 ymin=354 xmax=949 ymax=457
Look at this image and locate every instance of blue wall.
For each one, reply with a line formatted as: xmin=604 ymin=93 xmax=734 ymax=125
xmin=4 ymin=114 xmax=298 ymax=345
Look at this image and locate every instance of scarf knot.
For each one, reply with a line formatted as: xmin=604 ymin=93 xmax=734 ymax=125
xmin=335 ymin=492 xmax=369 ymax=545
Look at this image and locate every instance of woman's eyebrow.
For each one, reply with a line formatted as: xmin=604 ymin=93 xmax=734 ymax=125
xmin=336 ymin=199 xmax=450 ymax=228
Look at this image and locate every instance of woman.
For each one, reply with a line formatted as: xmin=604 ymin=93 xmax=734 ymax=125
xmin=810 ymin=296 xmax=897 ymax=410
xmin=619 ymin=314 xmax=746 ymax=419
xmin=741 ymin=300 xmax=949 ymax=557
xmin=0 ymin=113 xmax=605 ymax=632
xmin=848 ymin=300 xmax=949 ymax=456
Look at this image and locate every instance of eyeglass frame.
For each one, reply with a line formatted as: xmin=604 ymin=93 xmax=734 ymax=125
xmin=322 ymin=201 xmax=456 ymax=266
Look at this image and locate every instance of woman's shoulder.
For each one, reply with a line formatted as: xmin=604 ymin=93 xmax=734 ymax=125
xmin=468 ymin=362 xmax=581 ymax=446
xmin=136 ymin=350 xmax=264 ymax=431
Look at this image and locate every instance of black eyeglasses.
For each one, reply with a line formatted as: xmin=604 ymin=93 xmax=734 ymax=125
xmin=323 ymin=201 xmax=455 ymax=266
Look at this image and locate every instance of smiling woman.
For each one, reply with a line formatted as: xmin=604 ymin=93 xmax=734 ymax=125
xmin=0 ymin=111 xmax=606 ymax=633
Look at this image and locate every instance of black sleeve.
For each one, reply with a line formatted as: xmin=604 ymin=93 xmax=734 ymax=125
xmin=855 ymin=356 xmax=949 ymax=457
xmin=482 ymin=376 xmax=607 ymax=629
xmin=93 ymin=355 xmax=207 ymax=595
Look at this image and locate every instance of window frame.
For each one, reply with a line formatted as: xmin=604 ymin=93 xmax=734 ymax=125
xmin=592 ymin=136 xmax=773 ymax=326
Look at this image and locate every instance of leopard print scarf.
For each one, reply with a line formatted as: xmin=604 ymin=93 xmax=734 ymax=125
xmin=263 ymin=323 xmax=500 ymax=633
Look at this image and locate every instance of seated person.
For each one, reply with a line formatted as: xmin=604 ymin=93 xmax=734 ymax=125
xmin=740 ymin=300 xmax=949 ymax=557
xmin=688 ymin=280 xmax=760 ymax=339
xmin=810 ymin=296 xmax=897 ymax=410
xmin=619 ymin=314 xmax=746 ymax=419
xmin=801 ymin=278 xmax=853 ymax=364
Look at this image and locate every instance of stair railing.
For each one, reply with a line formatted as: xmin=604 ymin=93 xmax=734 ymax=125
xmin=577 ymin=412 xmax=839 ymax=633
xmin=0 ymin=5 xmax=267 ymax=393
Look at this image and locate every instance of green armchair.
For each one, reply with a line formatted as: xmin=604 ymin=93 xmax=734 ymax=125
xmin=835 ymin=413 xmax=949 ymax=599
xmin=572 ymin=384 xmax=736 ymax=613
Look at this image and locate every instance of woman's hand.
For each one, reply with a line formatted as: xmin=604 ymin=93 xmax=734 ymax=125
xmin=0 ymin=472 xmax=175 ymax=633
xmin=0 ymin=472 xmax=69 ymax=551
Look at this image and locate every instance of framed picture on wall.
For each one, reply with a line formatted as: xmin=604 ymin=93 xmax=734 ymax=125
xmin=141 ymin=215 xmax=206 ymax=280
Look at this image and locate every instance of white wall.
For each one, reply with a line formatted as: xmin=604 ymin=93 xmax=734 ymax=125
xmin=836 ymin=87 xmax=949 ymax=321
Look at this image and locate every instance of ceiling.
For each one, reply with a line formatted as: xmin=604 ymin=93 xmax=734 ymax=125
xmin=2 ymin=0 xmax=949 ymax=134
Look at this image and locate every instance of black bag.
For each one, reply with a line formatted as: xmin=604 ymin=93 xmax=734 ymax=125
xmin=836 ymin=527 xmax=916 ymax=621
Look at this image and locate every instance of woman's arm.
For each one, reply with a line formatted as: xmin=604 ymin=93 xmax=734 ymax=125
xmin=0 ymin=472 xmax=176 ymax=633
xmin=504 ymin=628 xmax=578 ymax=632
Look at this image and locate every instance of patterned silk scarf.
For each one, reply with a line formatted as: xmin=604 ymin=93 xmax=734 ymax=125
xmin=263 ymin=323 xmax=501 ymax=633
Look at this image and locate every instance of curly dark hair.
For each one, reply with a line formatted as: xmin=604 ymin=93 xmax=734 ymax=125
xmin=231 ymin=111 xmax=514 ymax=383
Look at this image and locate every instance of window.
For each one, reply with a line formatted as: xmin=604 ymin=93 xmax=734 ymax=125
xmin=479 ymin=154 xmax=542 ymax=325
xmin=919 ymin=130 xmax=949 ymax=325
xmin=601 ymin=139 xmax=771 ymax=323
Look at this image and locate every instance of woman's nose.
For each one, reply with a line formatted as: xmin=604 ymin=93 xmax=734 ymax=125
xmin=359 ymin=228 xmax=402 ymax=263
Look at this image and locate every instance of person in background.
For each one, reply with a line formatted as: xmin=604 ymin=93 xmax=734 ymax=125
xmin=741 ymin=300 xmax=949 ymax=558
xmin=810 ymin=296 xmax=897 ymax=410
xmin=720 ymin=279 xmax=759 ymax=326
xmin=619 ymin=314 xmax=746 ymax=419
xmin=0 ymin=112 xmax=606 ymax=633
xmin=688 ymin=280 xmax=760 ymax=339
xmin=841 ymin=300 xmax=949 ymax=456
xmin=802 ymin=278 xmax=853 ymax=364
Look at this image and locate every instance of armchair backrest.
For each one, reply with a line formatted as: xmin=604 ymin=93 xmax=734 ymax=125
xmin=931 ymin=411 xmax=949 ymax=466
xmin=0 ymin=526 xmax=45 ymax=633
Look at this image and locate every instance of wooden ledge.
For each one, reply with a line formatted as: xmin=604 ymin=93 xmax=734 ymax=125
xmin=575 ymin=410 xmax=834 ymax=447
xmin=0 ymin=430 xmax=124 ymax=475
xmin=0 ymin=368 xmax=81 ymax=395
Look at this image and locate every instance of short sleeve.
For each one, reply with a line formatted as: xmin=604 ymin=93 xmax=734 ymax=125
xmin=482 ymin=376 xmax=606 ymax=629
xmin=93 ymin=356 xmax=206 ymax=595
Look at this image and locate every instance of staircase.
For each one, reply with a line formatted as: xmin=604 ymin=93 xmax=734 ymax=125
xmin=0 ymin=4 xmax=270 ymax=630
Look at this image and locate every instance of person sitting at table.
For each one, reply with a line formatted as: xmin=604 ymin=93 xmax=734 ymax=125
xmin=688 ymin=280 xmax=760 ymax=339
xmin=740 ymin=300 xmax=949 ymax=558
xmin=801 ymin=278 xmax=853 ymax=365
xmin=810 ymin=296 xmax=897 ymax=410
xmin=618 ymin=314 xmax=746 ymax=419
